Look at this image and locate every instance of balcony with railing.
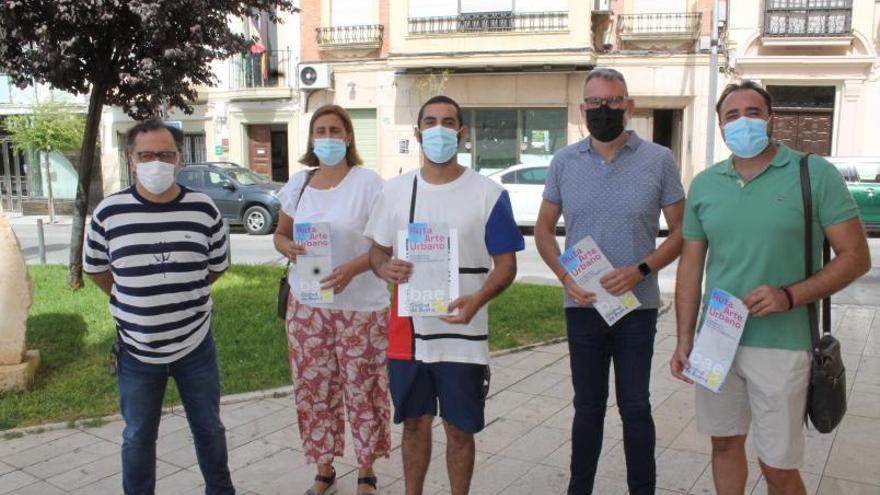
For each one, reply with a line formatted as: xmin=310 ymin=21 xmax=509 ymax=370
xmin=763 ymin=0 xmax=852 ymax=38
xmin=317 ymin=24 xmax=384 ymax=50
xmin=618 ymin=12 xmax=702 ymax=41
xmin=408 ymin=11 xmax=568 ymax=36
xmin=229 ymin=49 xmax=292 ymax=90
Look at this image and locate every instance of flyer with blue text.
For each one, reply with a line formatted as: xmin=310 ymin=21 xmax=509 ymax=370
xmin=559 ymin=236 xmax=641 ymax=326
xmin=683 ymin=288 xmax=748 ymax=392
xmin=397 ymin=222 xmax=459 ymax=317
xmin=293 ymin=222 xmax=334 ymax=304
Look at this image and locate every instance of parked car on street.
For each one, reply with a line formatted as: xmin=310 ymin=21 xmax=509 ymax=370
xmin=487 ymin=163 xmax=669 ymax=234
xmin=828 ymin=157 xmax=880 ymax=234
xmin=177 ymin=164 xmax=284 ymax=235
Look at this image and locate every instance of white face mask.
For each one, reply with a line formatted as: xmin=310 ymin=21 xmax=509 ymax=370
xmin=136 ymin=160 xmax=177 ymax=195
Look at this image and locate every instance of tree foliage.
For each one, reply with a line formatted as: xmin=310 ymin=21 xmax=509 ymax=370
xmin=0 ymin=0 xmax=296 ymax=288
xmin=3 ymin=102 xmax=84 ymax=153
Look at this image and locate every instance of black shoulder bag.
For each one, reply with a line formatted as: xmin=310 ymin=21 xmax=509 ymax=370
xmin=799 ymin=153 xmax=846 ymax=433
xmin=277 ymin=169 xmax=317 ymax=320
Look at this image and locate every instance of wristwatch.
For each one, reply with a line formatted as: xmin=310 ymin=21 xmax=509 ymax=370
xmin=637 ymin=262 xmax=652 ymax=278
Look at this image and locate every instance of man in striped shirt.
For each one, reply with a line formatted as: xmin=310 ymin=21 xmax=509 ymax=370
xmin=84 ymin=119 xmax=234 ymax=495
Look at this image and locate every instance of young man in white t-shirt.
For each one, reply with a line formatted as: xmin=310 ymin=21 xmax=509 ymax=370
xmin=365 ymin=95 xmax=525 ymax=495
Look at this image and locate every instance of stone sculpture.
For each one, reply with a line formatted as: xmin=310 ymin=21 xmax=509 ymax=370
xmin=0 ymin=213 xmax=39 ymax=392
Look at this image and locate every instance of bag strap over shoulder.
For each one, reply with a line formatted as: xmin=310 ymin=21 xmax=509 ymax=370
xmin=798 ymin=153 xmax=832 ymax=353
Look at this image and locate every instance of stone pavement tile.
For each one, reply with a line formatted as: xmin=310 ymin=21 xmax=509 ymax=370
xmin=847 ymin=390 xmax=880 ymax=419
xmin=219 ymin=399 xmax=287 ymax=431
xmin=0 ymin=460 xmax=13 ymax=475
xmin=233 ymin=448 xmax=350 ymax=495
xmin=542 ymin=403 xmax=574 ymax=430
xmin=596 ymin=442 xmax=665 ymax=483
xmin=226 ymin=438 xmax=288 ymax=472
xmin=802 ymin=428 xmax=837 ymax=476
xmin=475 ymin=418 xmax=536 ymax=455
xmin=1 ymin=431 xmax=98 ymax=468
xmin=502 ymin=395 xmax=570 ymax=426
xmin=504 ymin=351 xmax=567 ymax=373
xmin=154 ymin=468 xmax=204 ymax=494
xmin=68 ymin=473 xmax=124 ymax=495
xmin=492 ymin=351 xmax=533 ymax=369
xmin=655 ymin=334 xmax=679 ymax=352
xmin=837 ymin=307 xmax=875 ymax=340
xmin=816 ymin=476 xmax=880 ymax=495
xmin=380 ymin=478 xmax=443 ymax=495
xmin=592 ymin=476 xmax=628 ymax=495
xmin=334 ymin=468 xmax=401 ymax=495
xmin=260 ymin=422 xmax=302 ymax=449
xmin=654 ymin=409 xmax=694 ymax=449
xmin=543 ymin=375 xmax=575 ymax=400
xmin=688 ymin=461 xmax=761 ymax=495
xmin=78 ymin=418 xmax=124 ymax=444
xmin=488 ymin=366 xmax=534 ymax=393
xmin=602 ymin=409 xmax=624 ymax=440
xmin=539 ymin=437 xmax=621 ymax=471
xmin=544 ymin=356 xmax=573 ymax=376
xmin=225 ymin=407 xmax=298 ymax=450
xmin=856 ymin=355 xmax=880 ymax=384
xmin=504 ymin=463 xmax=569 ymax=495
xmin=468 ymin=454 xmax=534 ymax=494
xmin=43 ymin=452 xmax=120 ymax=491
xmin=157 ymin=412 xmax=192 ymax=438
xmin=498 ymin=425 xmax=571 ymax=463
xmin=654 ymin=388 xmax=696 ymax=415
xmin=824 ymin=415 xmax=880 ymax=485
xmin=0 ymin=429 xmax=78 ymax=460
xmin=508 ymin=370 xmax=569 ymax=396
xmin=537 ymin=342 xmax=570 ymax=355
xmin=371 ymin=448 xmax=405 ymax=480
xmin=7 ymin=480 xmax=66 ymax=495
xmin=0 ymin=470 xmax=39 ymax=495
xmin=422 ymin=450 xmax=491 ymax=493
xmin=655 ymin=448 xmax=711 ymax=493
xmin=669 ymin=418 xmax=710 ymax=456
xmin=20 ymin=437 xmax=118 ymax=480
xmin=484 ymin=389 xmax=535 ymax=422
xmin=751 ymin=471 xmax=820 ymax=495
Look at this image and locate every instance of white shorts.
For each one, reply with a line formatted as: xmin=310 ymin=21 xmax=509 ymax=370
xmin=695 ymin=346 xmax=811 ymax=469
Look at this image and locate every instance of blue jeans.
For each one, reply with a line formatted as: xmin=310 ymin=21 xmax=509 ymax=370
xmin=117 ymin=333 xmax=235 ymax=495
xmin=566 ymin=308 xmax=657 ymax=495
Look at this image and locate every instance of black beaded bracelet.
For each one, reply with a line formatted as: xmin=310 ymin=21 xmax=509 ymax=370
xmin=781 ymin=286 xmax=795 ymax=310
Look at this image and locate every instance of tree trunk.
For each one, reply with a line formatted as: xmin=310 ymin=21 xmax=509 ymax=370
xmin=44 ymin=151 xmax=55 ymax=224
xmin=67 ymin=85 xmax=106 ymax=289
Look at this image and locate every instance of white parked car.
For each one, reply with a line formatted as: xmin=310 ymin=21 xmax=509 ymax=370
xmin=488 ymin=163 xmax=669 ymax=235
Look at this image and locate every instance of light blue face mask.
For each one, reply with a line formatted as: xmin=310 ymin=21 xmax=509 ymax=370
xmin=420 ymin=125 xmax=459 ymax=165
xmin=313 ymin=138 xmax=347 ymax=166
xmin=723 ymin=117 xmax=770 ymax=159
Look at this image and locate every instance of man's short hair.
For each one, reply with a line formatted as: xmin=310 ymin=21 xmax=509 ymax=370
xmin=584 ymin=67 xmax=629 ymax=96
xmin=716 ymin=80 xmax=774 ymax=118
xmin=417 ymin=95 xmax=463 ymax=128
xmin=125 ymin=118 xmax=184 ymax=154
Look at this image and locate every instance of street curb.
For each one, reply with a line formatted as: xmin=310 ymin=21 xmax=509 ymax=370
xmin=2 ymin=296 xmax=676 ymax=439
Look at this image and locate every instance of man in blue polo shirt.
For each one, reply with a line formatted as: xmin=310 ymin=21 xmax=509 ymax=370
xmin=535 ymin=68 xmax=685 ymax=494
xmin=84 ymin=119 xmax=234 ymax=495
xmin=671 ymin=80 xmax=870 ymax=495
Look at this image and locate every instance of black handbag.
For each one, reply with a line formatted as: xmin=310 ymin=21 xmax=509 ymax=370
xmin=798 ymin=153 xmax=847 ymax=433
xmin=277 ymin=170 xmax=316 ymax=320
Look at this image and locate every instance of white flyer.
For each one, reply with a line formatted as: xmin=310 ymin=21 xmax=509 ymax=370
xmin=397 ymin=223 xmax=460 ymax=317
xmin=558 ymin=235 xmax=641 ymax=326
xmin=293 ymin=222 xmax=334 ymax=304
xmin=683 ymin=288 xmax=748 ymax=392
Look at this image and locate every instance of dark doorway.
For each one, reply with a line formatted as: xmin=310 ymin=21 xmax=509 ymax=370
xmin=270 ymin=125 xmax=289 ymax=182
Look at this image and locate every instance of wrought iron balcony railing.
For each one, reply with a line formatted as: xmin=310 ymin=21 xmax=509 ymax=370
xmin=618 ymin=12 xmax=702 ymax=40
xmin=408 ymin=11 xmax=568 ymax=35
xmin=230 ymin=49 xmax=291 ymax=89
xmin=317 ymin=24 xmax=384 ymax=49
xmin=763 ymin=1 xmax=852 ymax=37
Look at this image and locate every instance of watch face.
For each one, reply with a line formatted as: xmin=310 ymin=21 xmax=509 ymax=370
xmin=639 ymin=263 xmax=651 ymax=276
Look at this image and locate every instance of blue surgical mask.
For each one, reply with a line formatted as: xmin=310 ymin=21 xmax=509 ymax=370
xmin=420 ymin=125 xmax=459 ymax=165
xmin=723 ymin=117 xmax=770 ymax=159
xmin=313 ymin=138 xmax=347 ymax=166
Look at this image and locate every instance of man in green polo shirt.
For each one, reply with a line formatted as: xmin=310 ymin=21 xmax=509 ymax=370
xmin=671 ymin=80 xmax=870 ymax=495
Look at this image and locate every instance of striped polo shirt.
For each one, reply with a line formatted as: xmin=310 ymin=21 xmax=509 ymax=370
xmin=84 ymin=186 xmax=229 ymax=364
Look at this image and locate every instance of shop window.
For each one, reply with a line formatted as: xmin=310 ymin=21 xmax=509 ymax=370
xmin=457 ymin=108 xmax=566 ymax=173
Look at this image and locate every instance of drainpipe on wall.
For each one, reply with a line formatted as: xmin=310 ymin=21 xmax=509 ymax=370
xmin=705 ymin=0 xmax=721 ymax=168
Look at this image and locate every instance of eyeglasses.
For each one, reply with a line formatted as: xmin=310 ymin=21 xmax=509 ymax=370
xmin=583 ymin=96 xmax=628 ymax=109
xmin=133 ymin=151 xmax=179 ymax=162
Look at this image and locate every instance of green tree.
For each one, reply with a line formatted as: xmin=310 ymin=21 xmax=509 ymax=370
xmin=4 ymin=102 xmax=85 ymax=223
xmin=0 ymin=0 xmax=295 ymax=288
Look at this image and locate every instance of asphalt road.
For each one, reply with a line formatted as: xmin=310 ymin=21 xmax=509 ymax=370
xmin=8 ymin=214 xmax=880 ymax=306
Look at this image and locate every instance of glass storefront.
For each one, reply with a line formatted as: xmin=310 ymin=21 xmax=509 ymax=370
xmin=457 ymin=107 xmax=566 ymax=174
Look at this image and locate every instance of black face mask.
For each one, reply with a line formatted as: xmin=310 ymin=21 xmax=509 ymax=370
xmin=586 ymin=105 xmax=626 ymax=142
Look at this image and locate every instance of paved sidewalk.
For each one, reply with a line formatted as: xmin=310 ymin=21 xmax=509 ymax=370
xmin=2 ymin=304 xmax=879 ymax=494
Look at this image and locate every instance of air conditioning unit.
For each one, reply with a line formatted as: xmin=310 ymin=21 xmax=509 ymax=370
xmin=593 ymin=0 xmax=611 ymax=13
xmin=298 ymin=63 xmax=332 ymax=90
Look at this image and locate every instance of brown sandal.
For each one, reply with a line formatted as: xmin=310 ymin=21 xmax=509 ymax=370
xmin=356 ymin=475 xmax=378 ymax=495
xmin=304 ymin=466 xmax=336 ymax=495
